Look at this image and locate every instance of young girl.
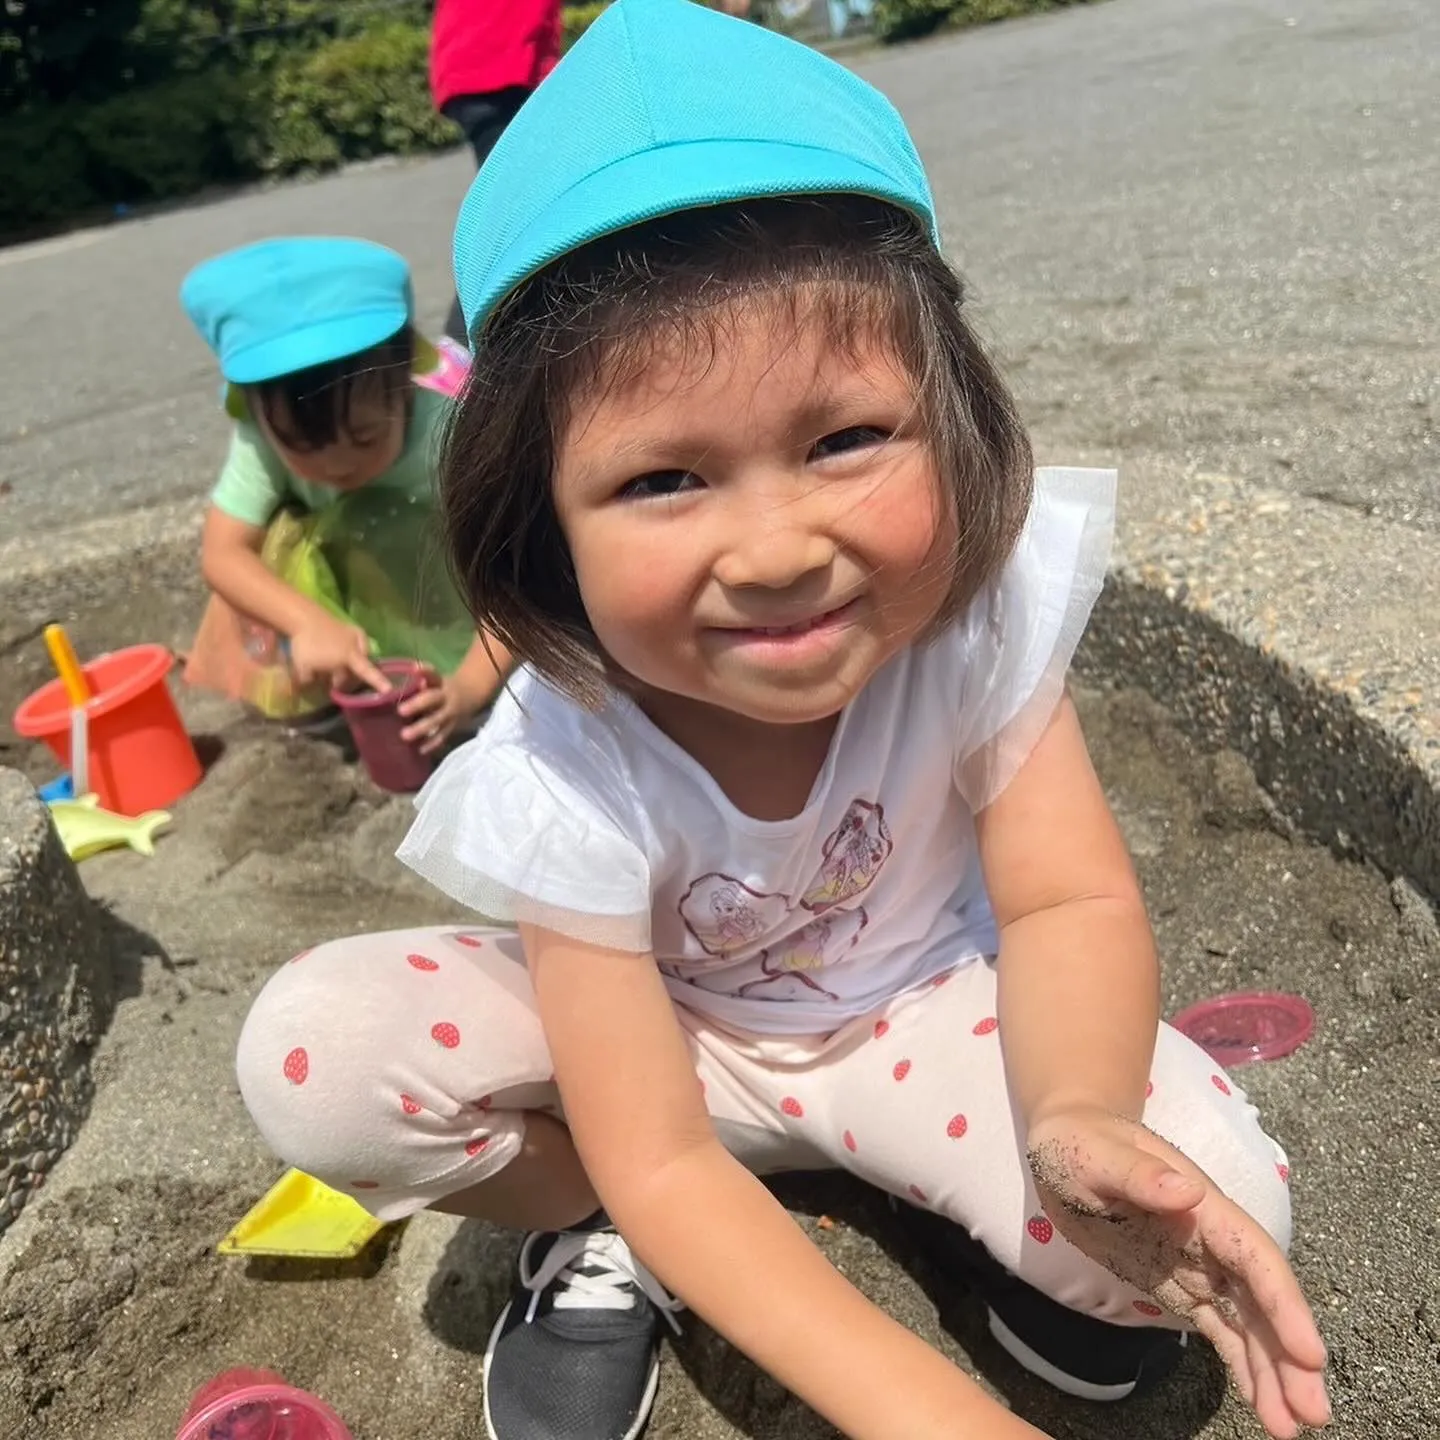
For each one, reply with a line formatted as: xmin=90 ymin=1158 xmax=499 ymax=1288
xmin=236 ymin=4 xmax=1330 ymax=1438
xmin=181 ymin=235 xmax=510 ymax=739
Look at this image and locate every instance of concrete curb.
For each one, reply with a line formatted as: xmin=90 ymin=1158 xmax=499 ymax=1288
xmin=1080 ymin=580 xmax=1437 ymax=898
xmin=3 ymin=469 xmax=1435 ymax=909
xmin=0 ymin=771 xmax=116 ymax=1238
xmin=1085 ymin=457 xmax=1438 ymax=904
xmin=0 ymin=498 xmax=204 ymax=638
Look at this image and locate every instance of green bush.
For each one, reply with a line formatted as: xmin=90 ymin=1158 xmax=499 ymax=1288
xmin=0 ymin=107 xmax=94 ymax=233
xmin=80 ymin=69 xmax=265 ymax=200
xmin=564 ymin=2 xmax=612 ymax=50
xmin=874 ymin=0 xmax=1099 ymax=43
xmin=873 ymin=0 xmax=958 ymax=42
xmin=264 ymin=20 xmax=455 ymax=172
xmin=2 ymin=0 xmax=431 ymax=108
xmin=1 ymin=67 xmax=266 ymax=232
xmin=1 ymin=16 xmax=450 ymax=233
xmin=2 ymin=0 xmax=625 ymax=235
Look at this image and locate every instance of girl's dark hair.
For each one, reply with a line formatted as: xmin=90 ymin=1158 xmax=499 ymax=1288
xmin=246 ymin=324 xmax=415 ymax=451
xmin=441 ymin=195 xmax=1033 ymax=706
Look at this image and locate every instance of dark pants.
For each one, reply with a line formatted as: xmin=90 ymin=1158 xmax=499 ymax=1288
xmin=442 ymin=87 xmax=532 ymax=344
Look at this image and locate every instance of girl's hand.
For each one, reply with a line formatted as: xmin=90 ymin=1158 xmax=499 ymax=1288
xmin=399 ymin=673 xmax=466 ymax=753
xmin=1026 ymin=1105 xmax=1330 ymax=1439
xmin=400 ymin=633 xmax=511 ymax=751
xmin=289 ymin=614 xmax=389 ymax=693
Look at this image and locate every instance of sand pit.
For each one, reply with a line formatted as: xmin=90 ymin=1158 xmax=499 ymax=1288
xmin=0 ymin=586 xmax=1435 ymax=1440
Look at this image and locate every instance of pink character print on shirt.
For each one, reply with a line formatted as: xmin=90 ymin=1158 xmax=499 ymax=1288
xmin=678 ymin=874 xmax=788 ymax=957
xmin=736 ymin=910 xmax=868 ymax=1000
xmin=801 ymin=799 xmax=893 ymax=912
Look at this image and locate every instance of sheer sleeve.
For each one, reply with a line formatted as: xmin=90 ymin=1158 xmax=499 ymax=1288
xmin=397 ymin=732 xmax=653 ymax=954
xmin=209 ymin=422 xmax=291 ymax=528
xmin=953 ymin=466 xmax=1116 ymax=812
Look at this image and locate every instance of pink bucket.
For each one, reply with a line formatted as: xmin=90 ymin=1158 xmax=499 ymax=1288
xmin=176 ymin=1369 xmax=352 ymax=1440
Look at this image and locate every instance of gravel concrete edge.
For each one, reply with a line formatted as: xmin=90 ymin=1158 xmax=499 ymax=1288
xmin=0 ymin=771 xmax=116 ymax=1240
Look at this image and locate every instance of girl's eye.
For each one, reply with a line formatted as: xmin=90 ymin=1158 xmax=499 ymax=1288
xmin=810 ymin=426 xmax=891 ymax=460
xmin=618 ymin=470 xmax=702 ymax=500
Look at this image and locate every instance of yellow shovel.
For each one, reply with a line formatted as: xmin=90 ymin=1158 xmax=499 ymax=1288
xmin=43 ymin=623 xmax=92 ymax=796
xmin=218 ymin=1169 xmax=387 ymax=1260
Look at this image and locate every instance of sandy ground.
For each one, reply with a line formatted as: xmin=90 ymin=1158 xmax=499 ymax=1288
xmin=0 ymin=5 xmax=1433 ymax=1436
xmin=1 ymin=575 xmax=1436 ymax=1440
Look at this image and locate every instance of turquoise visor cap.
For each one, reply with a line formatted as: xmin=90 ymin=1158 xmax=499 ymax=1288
xmin=453 ymin=0 xmax=939 ymax=337
xmin=180 ymin=236 xmax=414 ymax=385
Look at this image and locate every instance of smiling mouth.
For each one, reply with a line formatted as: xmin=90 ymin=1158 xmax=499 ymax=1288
xmin=725 ymin=599 xmax=859 ymax=637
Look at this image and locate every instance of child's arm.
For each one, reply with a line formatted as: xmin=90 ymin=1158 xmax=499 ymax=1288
xmin=200 ymin=505 xmax=389 ymax=692
xmin=978 ymin=693 xmax=1158 ymax=1128
xmin=976 ymin=694 xmax=1329 ymax=1437
xmin=524 ymin=922 xmax=1047 ymax=1440
xmin=398 ymin=631 xmax=514 ymax=751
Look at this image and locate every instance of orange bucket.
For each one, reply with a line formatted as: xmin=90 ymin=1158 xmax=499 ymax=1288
xmin=13 ymin=643 xmax=202 ymax=816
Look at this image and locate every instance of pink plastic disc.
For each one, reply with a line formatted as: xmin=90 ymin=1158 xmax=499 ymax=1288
xmin=1170 ymin=991 xmax=1315 ymax=1067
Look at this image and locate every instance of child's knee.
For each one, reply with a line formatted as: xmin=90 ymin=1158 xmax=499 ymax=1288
xmin=235 ymin=929 xmax=552 ymax=1199
xmin=236 ymin=938 xmax=407 ymax=1174
xmin=1146 ymin=1024 xmax=1294 ymax=1252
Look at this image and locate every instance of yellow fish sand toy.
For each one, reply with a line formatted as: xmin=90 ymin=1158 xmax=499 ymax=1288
xmin=47 ymin=793 xmax=171 ymax=862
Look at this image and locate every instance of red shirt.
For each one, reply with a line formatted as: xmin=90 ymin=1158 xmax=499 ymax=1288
xmin=430 ymin=0 xmax=564 ymax=109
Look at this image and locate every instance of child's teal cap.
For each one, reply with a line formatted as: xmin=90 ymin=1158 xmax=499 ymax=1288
xmin=453 ymin=0 xmax=938 ymax=337
xmin=180 ymin=236 xmax=415 ymax=385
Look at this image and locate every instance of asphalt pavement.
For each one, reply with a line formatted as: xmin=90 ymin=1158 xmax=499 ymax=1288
xmin=0 ymin=0 xmax=1435 ymax=546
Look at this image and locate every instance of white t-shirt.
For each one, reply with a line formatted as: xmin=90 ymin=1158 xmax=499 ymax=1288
xmin=398 ymin=467 xmax=1115 ymax=1034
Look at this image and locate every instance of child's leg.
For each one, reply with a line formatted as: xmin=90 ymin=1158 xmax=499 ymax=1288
xmin=237 ymin=924 xmax=675 ymax=1440
xmin=236 ymin=924 xmax=812 ymax=1219
xmin=678 ymin=962 xmax=1294 ymax=1402
xmin=235 ymin=924 xmax=714 ymax=1440
xmin=691 ymin=959 xmax=1292 ymax=1325
xmin=439 ymin=90 xmax=531 ymax=342
xmin=235 ymin=925 xmax=583 ymax=1222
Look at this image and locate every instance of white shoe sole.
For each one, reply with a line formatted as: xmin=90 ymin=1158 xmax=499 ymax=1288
xmin=987 ymin=1307 xmax=1187 ymax=1403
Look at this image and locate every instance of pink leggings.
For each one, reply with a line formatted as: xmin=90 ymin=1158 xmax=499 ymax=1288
xmin=236 ymin=925 xmax=1292 ymax=1328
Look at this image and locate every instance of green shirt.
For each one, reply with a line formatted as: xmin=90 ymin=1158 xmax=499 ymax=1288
xmin=209 ymin=385 xmax=452 ymax=528
xmin=208 ymin=385 xmax=474 ymax=674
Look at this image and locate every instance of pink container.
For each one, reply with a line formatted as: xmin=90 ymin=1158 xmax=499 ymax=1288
xmin=176 ymin=1368 xmax=352 ymax=1440
xmin=331 ymin=658 xmax=438 ymax=793
xmin=1171 ymin=991 xmax=1316 ymax=1067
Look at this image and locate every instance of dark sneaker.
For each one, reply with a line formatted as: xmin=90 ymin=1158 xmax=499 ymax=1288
xmin=893 ymin=1200 xmax=1186 ymax=1402
xmin=483 ymin=1222 xmax=683 ymax=1440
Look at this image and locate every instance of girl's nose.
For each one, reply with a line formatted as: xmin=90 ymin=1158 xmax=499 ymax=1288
xmin=712 ymin=519 xmax=837 ymax=591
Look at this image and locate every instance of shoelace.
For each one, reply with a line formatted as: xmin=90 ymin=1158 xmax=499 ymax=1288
xmin=519 ymin=1228 xmax=685 ymax=1336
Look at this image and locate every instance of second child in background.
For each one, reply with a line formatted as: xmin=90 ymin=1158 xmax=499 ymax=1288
xmin=180 ymin=236 xmax=510 ymax=745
